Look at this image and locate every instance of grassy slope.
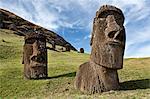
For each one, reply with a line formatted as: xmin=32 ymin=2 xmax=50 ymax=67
xmin=0 ymin=29 xmax=150 ymax=99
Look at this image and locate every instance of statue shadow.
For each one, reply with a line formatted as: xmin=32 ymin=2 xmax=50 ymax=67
xmin=120 ymin=79 xmax=150 ymax=90
xmin=36 ymin=72 xmax=76 ymax=80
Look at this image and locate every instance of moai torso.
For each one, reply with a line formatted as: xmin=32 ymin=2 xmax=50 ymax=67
xmin=22 ymin=32 xmax=47 ymax=79
xmin=90 ymin=5 xmax=126 ymax=69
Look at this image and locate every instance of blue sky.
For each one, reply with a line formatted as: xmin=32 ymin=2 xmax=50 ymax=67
xmin=0 ymin=0 xmax=150 ymax=58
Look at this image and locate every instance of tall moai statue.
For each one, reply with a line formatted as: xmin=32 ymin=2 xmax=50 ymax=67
xmin=22 ymin=32 xmax=48 ymax=79
xmin=74 ymin=5 xmax=126 ymax=94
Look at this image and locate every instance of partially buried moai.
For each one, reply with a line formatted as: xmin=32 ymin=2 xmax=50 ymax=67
xmin=22 ymin=32 xmax=47 ymax=79
xmin=80 ymin=48 xmax=84 ymax=53
xmin=51 ymin=41 xmax=56 ymax=50
xmin=65 ymin=44 xmax=70 ymax=52
xmin=74 ymin=5 xmax=126 ymax=94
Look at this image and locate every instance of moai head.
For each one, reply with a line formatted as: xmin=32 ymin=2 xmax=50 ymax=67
xmin=65 ymin=44 xmax=70 ymax=52
xmin=90 ymin=5 xmax=126 ymax=69
xmin=23 ymin=32 xmax=47 ymax=79
xmin=80 ymin=48 xmax=84 ymax=53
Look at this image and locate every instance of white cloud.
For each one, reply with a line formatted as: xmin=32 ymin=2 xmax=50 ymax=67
xmin=125 ymin=24 xmax=150 ymax=57
xmin=125 ymin=44 xmax=150 ymax=58
xmin=84 ymin=34 xmax=91 ymax=40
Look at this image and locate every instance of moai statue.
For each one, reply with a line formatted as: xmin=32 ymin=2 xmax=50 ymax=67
xmin=65 ymin=44 xmax=70 ymax=52
xmin=80 ymin=48 xmax=84 ymax=53
xmin=0 ymin=12 xmax=3 ymax=28
xmin=51 ymin=41 xmax=56 ymax=50
xmin=75 ymin=5 xmax=126 ymax=94
xmin=22 ymin=32 xmax=48 ymax=79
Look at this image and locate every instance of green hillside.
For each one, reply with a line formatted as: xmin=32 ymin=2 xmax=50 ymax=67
xmin=0 ymin=29 xmax=150 ymax=99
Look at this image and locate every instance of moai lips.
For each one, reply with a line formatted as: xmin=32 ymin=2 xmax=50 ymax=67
xmin=22 ymin=32 xmax=47 ymax=79
xmin=75 ymin=5 xmax=126 ymax=94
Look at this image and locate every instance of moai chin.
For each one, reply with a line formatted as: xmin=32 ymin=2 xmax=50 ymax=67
xmin=22 ymin=32 xmax=48 ymax=79
xmin=75 ymin=5 xmax=126 ymax=94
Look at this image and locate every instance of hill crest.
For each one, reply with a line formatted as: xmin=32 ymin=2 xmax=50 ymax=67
xmin=0 ymin=8 xmax=77 ymax=51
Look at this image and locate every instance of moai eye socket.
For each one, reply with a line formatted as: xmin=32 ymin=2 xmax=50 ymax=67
xmin=98 ymin=11 xmax=108 ymax=18
xmin=31 ymin=55 xmax=46 ymax=62
xmin=25 ymin=38 xmax=36 ymax=44
xmin=108 ymin=31 xmax=116 ymax=38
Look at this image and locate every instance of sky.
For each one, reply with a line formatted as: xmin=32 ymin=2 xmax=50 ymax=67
xmin=0 ymin=0 xmax=150 ymax=58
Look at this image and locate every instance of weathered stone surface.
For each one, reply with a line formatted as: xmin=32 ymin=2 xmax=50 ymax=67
xmin=22 ymin=32 xmax=47 ymax=79
xmin=75 ymin=5 xmax=126 ymax=93
xmin=80 ymin=48 xmax=84 ymax=53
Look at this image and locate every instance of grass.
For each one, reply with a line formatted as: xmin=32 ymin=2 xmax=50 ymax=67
xmin=0 ymin=29 xmax=150 ymax=99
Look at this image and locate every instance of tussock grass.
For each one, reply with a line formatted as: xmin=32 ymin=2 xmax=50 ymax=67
xmin=0 ymin=29 xmax=150 ymax=99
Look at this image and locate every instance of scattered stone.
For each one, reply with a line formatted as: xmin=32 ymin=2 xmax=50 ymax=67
xmin=74 ymin=5 xmax=126 ymax=94
xmin=22 ymin=32 xmax=48 ymax=79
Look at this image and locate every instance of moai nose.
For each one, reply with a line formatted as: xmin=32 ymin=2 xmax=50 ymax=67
xmin=105 ymin=15 xmax=121 ymax=39
xmin=33 ymin=40 xmax=41 ymax=55
xmin=30 ymin=40 xmax=41 ymax=61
